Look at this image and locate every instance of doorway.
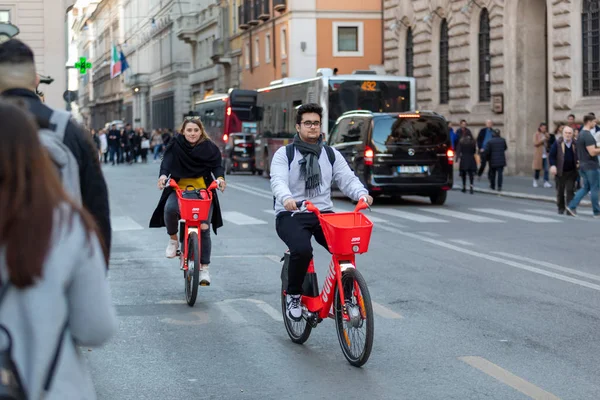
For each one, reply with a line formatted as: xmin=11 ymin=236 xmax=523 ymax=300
xmin=515 ymin=0 xmax=548 ymax=173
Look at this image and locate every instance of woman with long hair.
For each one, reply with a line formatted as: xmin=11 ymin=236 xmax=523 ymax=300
xmin=149 ymin=117 xmax=226 ymax=285
xmin=0 ymin=100 xmax=117 ymax=399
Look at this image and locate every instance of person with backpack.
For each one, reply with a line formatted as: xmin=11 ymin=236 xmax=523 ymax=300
xmin=0 ymin=39 xmax=112 ymax=264
xmin=0 ymin=99 xmax=117 ymax=400
xmin=270 ymin=103 xmax=373 ymax=322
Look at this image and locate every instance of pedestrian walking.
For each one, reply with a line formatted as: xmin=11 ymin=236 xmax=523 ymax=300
xmin=456 ymin=131 xmax=477 ymax=194
xmin=533 ymin=122 xmax=552 ymax=188
xmin=476 ymin=120 xmax=494 ymax=180
xmin=566 ymin=114 xmax=600 ymax=218
xmin=549 ymin=126 xmax=578 ymax=214
xmin=485 ymin=129 xmax=507 ymax=191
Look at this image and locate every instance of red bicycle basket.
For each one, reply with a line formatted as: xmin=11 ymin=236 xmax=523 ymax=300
xmin=318 ymin=212 xmax=373 ymax=255
xmin=177 ymin=192 xmax=212 ymax=222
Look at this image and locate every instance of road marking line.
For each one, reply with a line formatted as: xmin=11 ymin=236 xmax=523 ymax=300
xmin=420 ymin=208 xmax=504 ymax=223
xmin=459 ymin=356 xmax=561 ymax=400
xmin=263 ymin=209 xmax=275 ymax=215
xmin=332 ymin=208 xmax=389 ymax=224
xmin=492 ymin=251 xmax=600 ymax=283
xmin=110 ymin=254 xmax=280 ymax=262
xmin=524 ymin=208 xmax=593 ymax=217
xmin=157 ymin=300 xmax=186 ymax=304
xmin=221 ymin=211 xmax=268 ymax=225
xmin=222 ymin=298 xmax=281 ymax=321
xmin=377 ymin=224 xmax=600 ymax=292
xmin=418 ymin=231 xmax=441 ymax=237
xmin=227 ymin=183 xmax=273 ymax=200
xmin=215 ymin=302 xmax=246 ymax=323
xmin=111 ymin=216 xmax=144 ymax=231
xmin=449 ymin=239 xmax=475 ymax=246
xmin=228 ymin=182 xmax=273 ymax=197
xmin=371 ymin=301 xmax=403 ymax=319
xmin=470 ymin=208 xmax=560 ymax=223
xmin=265 ymin=255 xmax=282 ymax=264
xmin=373 ymin=208 xmax=448 ymax=223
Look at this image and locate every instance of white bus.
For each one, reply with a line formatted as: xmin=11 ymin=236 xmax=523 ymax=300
xmin=253 ymin=68 xmax=417 ymax=175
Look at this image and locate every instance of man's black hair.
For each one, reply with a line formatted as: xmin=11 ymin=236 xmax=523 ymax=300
xmin=296 ymin=103 xmax=322 ymax=125
xmin=0 ymin=39 xmax=35 ymax=65
xmin=460 ymin=119 xmax=467 ymax=124
xmin=568 ymin=113 xmax=575 ymax=119
xmin=583 ymin=113 xmax=596 ymax=124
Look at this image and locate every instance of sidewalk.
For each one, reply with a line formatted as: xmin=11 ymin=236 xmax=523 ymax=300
xmin=452 ymin=171 xmax=592 ymax=207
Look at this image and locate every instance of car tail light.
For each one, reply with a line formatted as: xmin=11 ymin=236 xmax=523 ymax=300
xmin=364 ymin=146 xmax=374 ymax=166
xmin=222 ymin=134 xmax=228 ymax=142
xmin=446 ymin=149 xmax=454 ymax=165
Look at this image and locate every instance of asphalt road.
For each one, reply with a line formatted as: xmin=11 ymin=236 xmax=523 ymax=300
xmin=87 ymin=162 xmax=600 ymax=400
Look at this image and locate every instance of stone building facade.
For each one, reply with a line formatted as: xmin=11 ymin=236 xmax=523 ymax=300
xmin=384 ymin=0 xmax=600 ymax=175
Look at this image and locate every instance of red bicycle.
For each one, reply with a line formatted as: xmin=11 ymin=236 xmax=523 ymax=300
xmin=167 ymin=177 xmax=219 ymax=307
xmin=280 ymin=199 xmax=375 ymax=367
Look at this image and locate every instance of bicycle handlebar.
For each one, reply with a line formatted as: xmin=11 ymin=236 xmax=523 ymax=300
xmin=167 ymin=177 xmax=219 ymax=192
xmin=296 ymin=197 xmax=370 ymax=216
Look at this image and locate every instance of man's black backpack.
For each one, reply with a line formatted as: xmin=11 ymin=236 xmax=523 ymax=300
xmin=0 ymin=282 xmax=66 ymax=400
xmin=272 ymin=143 xmax=336 ymax=209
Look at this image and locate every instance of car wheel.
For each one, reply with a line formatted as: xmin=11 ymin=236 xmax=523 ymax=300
xmin=430 ymin=190 xmax=447 ymax=205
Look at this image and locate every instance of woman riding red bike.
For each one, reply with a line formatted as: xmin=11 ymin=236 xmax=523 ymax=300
xmin=150 ymin=116 xmax=226 ymax=285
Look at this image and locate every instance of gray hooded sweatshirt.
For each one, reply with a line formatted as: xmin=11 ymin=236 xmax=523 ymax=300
xmin=270 ymin=145 xmax=369 ymax=214
xmin=0 ymin=208 xmax=117 ymax=400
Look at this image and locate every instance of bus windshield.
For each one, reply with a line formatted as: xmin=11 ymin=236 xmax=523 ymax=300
xmin=328 ymin=79 xmax=412 ymax=130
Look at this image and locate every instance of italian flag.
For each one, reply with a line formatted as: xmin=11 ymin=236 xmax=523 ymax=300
xmin=110 ymin=45 xmax=122 ymax=79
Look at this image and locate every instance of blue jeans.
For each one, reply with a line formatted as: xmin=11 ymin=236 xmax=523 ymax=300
xmin=568 ymin=169 xmax=600 ymax=215
xmin=534 ymin=158 xmax=549 ymax=181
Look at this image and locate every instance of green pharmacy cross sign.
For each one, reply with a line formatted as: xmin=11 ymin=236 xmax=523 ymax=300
xmin=74 ymin=57 xmax=92 ymax=74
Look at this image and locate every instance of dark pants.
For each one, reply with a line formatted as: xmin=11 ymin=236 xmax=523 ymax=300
xmin=164 ymin=192 xmax=214 ymax=264
xmin=276 ymin=212 xmax=331 ymax=295
xmin=477 ymin=152 xmax=489 ymax=178
xmin=109 ymin=145 xmax=119 ymax=164
xmin=556 ymin=169 xmax=577 ymax=213
xmin=460 ymin=170 xmax=474 ymax=188
xmin=490 ymin=167 xmax=504 ymax=190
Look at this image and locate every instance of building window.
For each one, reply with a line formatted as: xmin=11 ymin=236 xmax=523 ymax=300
xmin=582 ymin=0 xmax=600 ymax=97
xmin=281 ymin=27 xmax=287 ymax=58
xmin=265 ymin=33 xmax=271 ymax=62
xmin=244 ymin=41 xmax=250 ymax=69
xmin=333 ymin=22 xmax=364 ymax=57
xmin=0 ymin=10 xmax=9 ymax=23
xmin=439 ymin=19 xmax=450 ymax=104
xmin=405 ymin=27 xmax=414 ymax=77
xmin=478 ymin=8 xmax=491 ymax=102
xmin=254 ymin=37 xmax=260 ymax=66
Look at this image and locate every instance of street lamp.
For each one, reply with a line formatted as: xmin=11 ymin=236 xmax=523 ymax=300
xmin=0 ymin=22 xmax=19 ymax=44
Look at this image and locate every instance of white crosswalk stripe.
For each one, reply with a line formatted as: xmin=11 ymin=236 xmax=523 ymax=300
xmin=470 ymin=208 xmax=561 ymax=223
xmin=372 ymin=208 xmax=449 ymax=223
xmin=221 ymin=211 xmax=268 ymax=225
xmin=420 ymin=208 xmax=504 ymax=223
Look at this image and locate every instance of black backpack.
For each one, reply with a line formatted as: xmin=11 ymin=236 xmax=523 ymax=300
xmin=0 ymin=282 xmax=67 ymax=400
xmin=272 ymin=143 xmax=336 ymax=209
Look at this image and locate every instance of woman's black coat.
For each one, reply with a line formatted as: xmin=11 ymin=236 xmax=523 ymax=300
xmin=456 ymin=139 xmax=477 ymax=172
xmin=149 ymin=135 xmax=225 ymax=234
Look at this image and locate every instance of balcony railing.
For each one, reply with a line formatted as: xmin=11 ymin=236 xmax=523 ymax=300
xmin=258 ymin=0 xmax=270 ymax=21
xmin=238 ymin=4 xmax=248 ymax=29
xmin=273 ymin=0 xmax=286 ymax=12
xmin=249 ymin=0 xmax=259 ymax=25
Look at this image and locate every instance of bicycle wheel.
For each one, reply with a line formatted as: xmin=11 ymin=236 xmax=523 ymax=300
xmin=184 ymin=232 xmax=200 ymax=307
xmin=280 ymin=287 xmax=312 ymax=344
xmin=334 ymin=268 xmax=374 ymax=367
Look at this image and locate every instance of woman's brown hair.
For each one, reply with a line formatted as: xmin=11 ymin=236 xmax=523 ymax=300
xmin=180 ymin=117 xmax=211 ymax=143
xmin=0 ymin=100 xmax=105 ymax=288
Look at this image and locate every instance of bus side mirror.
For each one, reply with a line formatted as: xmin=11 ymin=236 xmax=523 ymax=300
xmin=251 ymin=106 xmax=264 ymax=121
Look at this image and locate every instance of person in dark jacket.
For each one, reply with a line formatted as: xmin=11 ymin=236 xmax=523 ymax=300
xmin=549 ymin=126 xmax=578 ymax=214
xmin=150 ymin=117 xmax=226 ymax=285
xmin=456 ymin=131 xmax=477 ymax=194
xmin=0 ymin=39 xmax=112 ymax=264
xmin=476 ymin=120 xmax=495 ymax=179
xmin=485 ymin=129 xmax=507 ymax=191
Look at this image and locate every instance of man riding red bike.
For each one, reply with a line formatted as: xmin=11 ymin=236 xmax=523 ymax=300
xmin=270 ymin=103 xmax=373 ymax=322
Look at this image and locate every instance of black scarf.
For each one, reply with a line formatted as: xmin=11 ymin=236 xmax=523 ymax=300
xmin=165 ymin=134 xmax=222 ymax=179
xmin=293 ymin=134 xmax=323 ymax=197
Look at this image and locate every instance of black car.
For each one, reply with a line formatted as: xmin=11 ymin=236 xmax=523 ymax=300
xmin=224 ymin=132 xmax=257 ymax=174
xmin=328 ymin=110 xmax=453 ymax=205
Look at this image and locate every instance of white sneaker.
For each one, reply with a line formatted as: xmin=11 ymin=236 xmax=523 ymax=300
xmin=543 ymin=181 xmax=552 ymax=188
xmin=533 ymin=179 xmax=539 ymax=188
xmin=165 ymin=239 xmax=178 ymax=258
xmin=199 ymin=266 xmax=211 ymax=286
xmin=286 ymin=294 xmax=302 ymax=321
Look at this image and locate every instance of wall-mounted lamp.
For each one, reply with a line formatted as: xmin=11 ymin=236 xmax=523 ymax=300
xmin=461 ymin=0 xmax=483 ymax=14
xmin=423 ymin=9 xmax=444 ymax=23
xmin=388 ymin=19 xmax=410 ymax=32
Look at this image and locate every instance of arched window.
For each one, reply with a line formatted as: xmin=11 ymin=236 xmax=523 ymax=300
xmin=582 ymin=0 xmax=599 ymax=96
xmin=406 ymin=27 xmax=414 ymax=77
xmin=439 ymin=19 xmax=450 ymax=104
xmin=478 ymin=8 xmax=491 ymax=102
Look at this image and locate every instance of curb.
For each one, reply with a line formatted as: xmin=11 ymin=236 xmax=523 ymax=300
xmin=451 ymin=186 xmax=592 ymax=207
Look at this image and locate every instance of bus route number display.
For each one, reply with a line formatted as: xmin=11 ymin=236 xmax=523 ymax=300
xmin=361 ymin=81 xmax=377 ymax=92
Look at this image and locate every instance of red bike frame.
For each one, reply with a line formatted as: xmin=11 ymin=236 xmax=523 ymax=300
xmin=168 ymin=179 xmax=219 ymax=271
xmin=300 ymin=200 xmax=370 ymax=322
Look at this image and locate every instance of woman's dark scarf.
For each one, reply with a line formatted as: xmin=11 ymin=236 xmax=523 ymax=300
xmin=164 ymin=134 xmax=222 ymax=179
xmin=293 ymin=133 xmax=324 ymax=197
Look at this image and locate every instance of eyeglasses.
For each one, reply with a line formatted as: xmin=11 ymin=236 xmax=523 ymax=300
xmin=301 ymin=121 xmax=321 ymax=128
xmin=185 ymin=115 xmax=201 ymax=121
